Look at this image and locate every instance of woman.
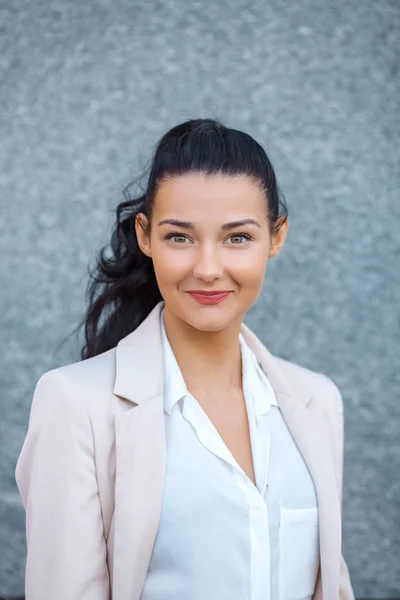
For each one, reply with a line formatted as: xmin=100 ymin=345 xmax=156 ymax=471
xmin=15 ymin=118 xmax=355 ymax=600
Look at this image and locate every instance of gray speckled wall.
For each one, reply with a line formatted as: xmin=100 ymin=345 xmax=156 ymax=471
xmin=1 ymin=0 xmax=399 ymax=597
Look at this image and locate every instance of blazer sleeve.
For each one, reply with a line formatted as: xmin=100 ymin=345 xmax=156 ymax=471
xmin=15 ymin=368 xmax=110 ymax=600
xmin=331 ymin=380 xmax=356 ymax=600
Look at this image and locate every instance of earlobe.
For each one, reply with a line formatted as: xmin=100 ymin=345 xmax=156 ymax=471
xmin=268 ymin=217 xmax=289 ymax=258
xmin=268 ymin=243 xmax=282 ymax=258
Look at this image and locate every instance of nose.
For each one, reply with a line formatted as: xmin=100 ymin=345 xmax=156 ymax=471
xmin=192 ymin=242 xmax=224 ymax=282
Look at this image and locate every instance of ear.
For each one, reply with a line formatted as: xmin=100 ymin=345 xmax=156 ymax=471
xmin=268 ymin=216 xmax=289 ymax=258
xmin=135 ymin=213 xmax=152 ymax=258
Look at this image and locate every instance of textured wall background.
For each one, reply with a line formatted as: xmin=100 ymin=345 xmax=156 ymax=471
xmin=1 ymin=0 xmax=399 ymax=597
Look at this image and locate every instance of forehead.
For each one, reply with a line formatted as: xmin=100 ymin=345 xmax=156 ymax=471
xmin=154 ymin=172 xmax=266 ymax=215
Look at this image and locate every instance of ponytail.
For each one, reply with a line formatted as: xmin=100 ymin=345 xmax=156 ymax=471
xmin=80 ymin=192 xmax=162 ymax=359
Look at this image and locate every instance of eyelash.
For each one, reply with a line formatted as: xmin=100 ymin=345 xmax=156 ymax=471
xmin=164 ymin=232 xmax=254 ymax=244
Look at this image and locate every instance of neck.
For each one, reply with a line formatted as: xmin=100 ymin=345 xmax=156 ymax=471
xmin=163 ymin=305 xmax=243 ymax=394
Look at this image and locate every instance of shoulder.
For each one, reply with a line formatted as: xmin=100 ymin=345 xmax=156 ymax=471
xmin=33 ymin=347 xmax=118 ymax=416
xmin=273 ymin=354 xmax=343 ymax=416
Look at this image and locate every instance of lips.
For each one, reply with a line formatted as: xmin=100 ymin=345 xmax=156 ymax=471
xmin=187 ymin=291 xmax=232 ymax=305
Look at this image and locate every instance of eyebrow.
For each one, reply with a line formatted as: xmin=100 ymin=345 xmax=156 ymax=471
xmin=157 ymin=218 xmax=260 ymax=230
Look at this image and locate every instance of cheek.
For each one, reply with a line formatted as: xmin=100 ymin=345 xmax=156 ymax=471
xmin=151 ymin=245 xmax=191 ymax=283
xmin=228 ymin=248 xmax=269 ymax=283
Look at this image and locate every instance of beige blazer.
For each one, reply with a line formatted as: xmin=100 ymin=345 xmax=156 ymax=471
xmin=15 ymin=300 xmax=355 ymax=600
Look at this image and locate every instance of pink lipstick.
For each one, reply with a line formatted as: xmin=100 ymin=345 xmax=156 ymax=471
xmin=187 ymin=291 xmax=232 ymax=305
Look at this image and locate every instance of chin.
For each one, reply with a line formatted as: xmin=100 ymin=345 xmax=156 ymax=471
xmin=184 ymin=308 xmax=239 ymax=333
xmin=191 ymin=321 xmax=228 ymax=333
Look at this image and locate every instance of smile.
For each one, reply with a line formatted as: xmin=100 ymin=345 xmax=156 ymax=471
xmin=187 ymin=291 xmax=232 ymax=305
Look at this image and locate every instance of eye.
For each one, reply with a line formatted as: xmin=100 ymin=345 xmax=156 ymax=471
xmin=164 ymin=232 xmax=191 ymax=244
xmin=226 ymin=233 xmax=253 ymax=244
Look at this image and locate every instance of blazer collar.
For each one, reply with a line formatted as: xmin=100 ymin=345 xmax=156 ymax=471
xmin=113 ymin=301 xmax=165 ymax=404
xmin=113 ymin=300 xmax=310 ymax=407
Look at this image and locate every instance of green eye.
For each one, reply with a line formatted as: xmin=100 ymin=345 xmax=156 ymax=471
xmin=165 ymin=233 xmax=190 ymax=243
xmin=228 ymin=234 xmax=252 ymax=244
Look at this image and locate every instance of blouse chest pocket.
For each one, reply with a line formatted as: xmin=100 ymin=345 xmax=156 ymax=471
xmin=279 ymin=506 xmax=320 ymax=600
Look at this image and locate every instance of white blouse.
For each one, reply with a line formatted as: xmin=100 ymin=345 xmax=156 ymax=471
xmin=139 ymin=310 xmax=320 ymax=600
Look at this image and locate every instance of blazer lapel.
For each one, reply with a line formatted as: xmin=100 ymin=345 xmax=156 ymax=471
xmin=241 ymin=324 xmax=342 ymax=600
xmin=112 ymin=303 xmax=166 ymax=600
xmin=110 ymin=301 xmax=341 ymax=600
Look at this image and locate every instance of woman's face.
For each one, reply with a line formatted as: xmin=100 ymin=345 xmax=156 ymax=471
xmin=136 ymin=172 xmax=288 ymax=332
